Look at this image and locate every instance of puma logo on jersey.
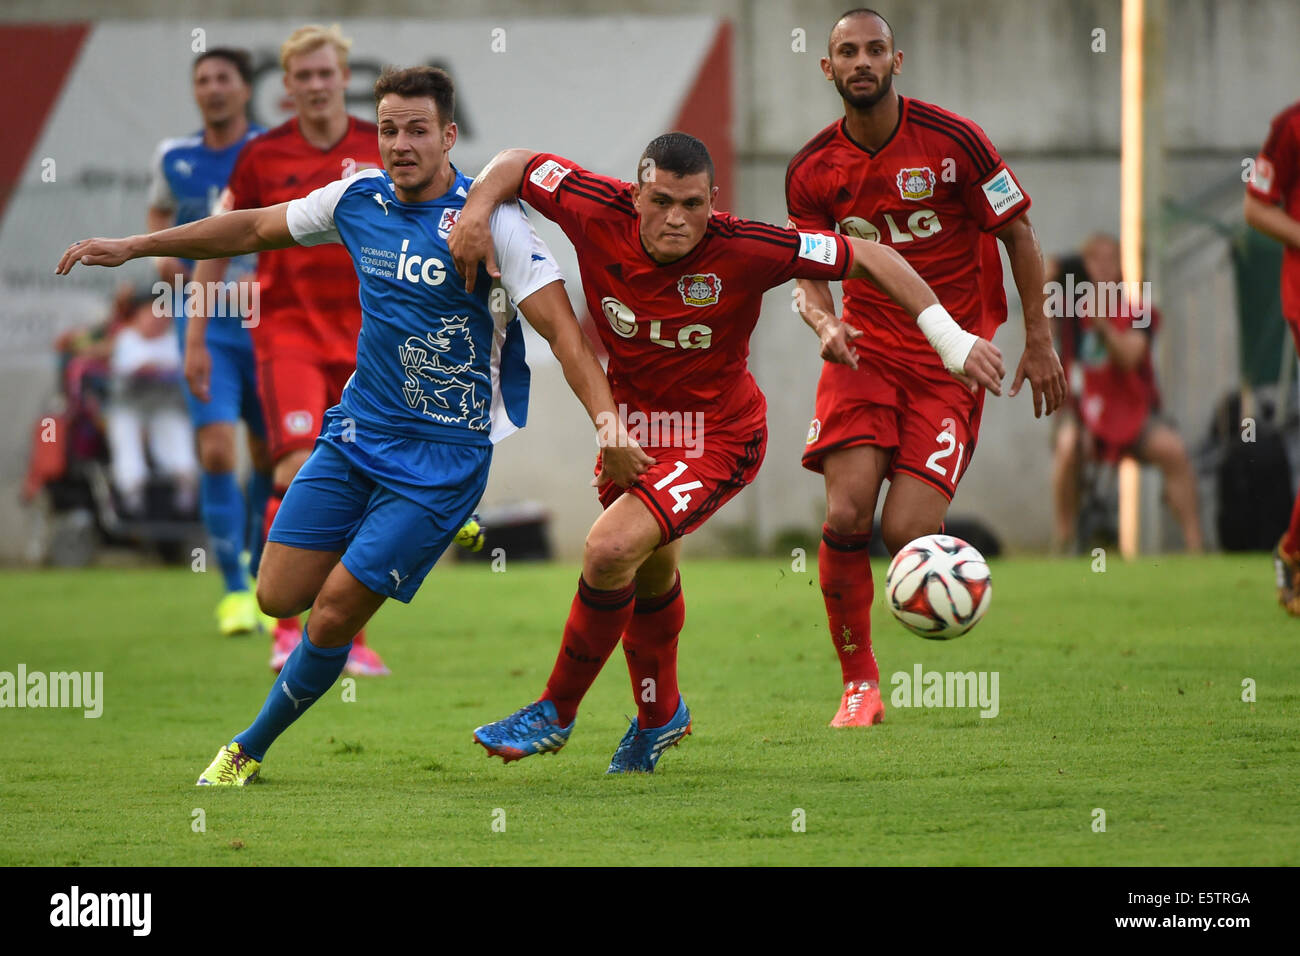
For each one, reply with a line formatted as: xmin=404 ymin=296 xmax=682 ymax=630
xmin=373 ymin=192 xmax=393 ymax=215
xmin=389 ymin=569 xmax=408 ymax=589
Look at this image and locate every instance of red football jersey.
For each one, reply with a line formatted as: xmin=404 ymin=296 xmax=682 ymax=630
xmin=786 ymin=96 xmax=1029 ymax=372
xmin=1071 ymin=300 xmax=1162 ymax=451
xmin=225 ymin=116 xmax=381 ymax=364
xmin=519 ymin=153 xmax=853 ymax=440
xmin=1247 ymin=100 xmax=1300 ymax=321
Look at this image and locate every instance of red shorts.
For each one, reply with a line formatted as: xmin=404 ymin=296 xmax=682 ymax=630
xmin=595 ymin=427 xmax=766 ymax=545
xmin=801 ymin=357 xmax=984 ymax=501
xmin=256 ymin=355 xmax=355 ymax=460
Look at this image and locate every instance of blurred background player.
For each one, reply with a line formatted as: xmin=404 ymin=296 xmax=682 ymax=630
xmin=454 ymin=133 xmax=1002 ymax=772
xmin=148 ymin=47 xmax=271 ymax=636
xmin=105 ymin=290 xmax=198 ymax=516
xmin=786 ymin=8 xmax=1067 ymax=727
xmin=1244 ymin=96 xmax=1300 ymax=613
xmin=1050 ymin=233 xmax=1202 ymax=553
xmin=186 ymin=24 xmax=390 ymax=674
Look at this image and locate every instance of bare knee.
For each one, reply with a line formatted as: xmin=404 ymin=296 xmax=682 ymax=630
xmin=824 ymin=495 xmax=875 ymax=537
xmin=305 ymin=597 xmax=354 ymax=647
xmin=256 ymin=577 xmax=309 ymax=619
xmin=1145 ymin=426 xmax=1191 ymax=473
xmin=196 ymin=425 xmax=237 ymax=474
xmin=583 ymin=531 xmax=644 ymax=584
xmin=635 ymin=557 xmax=679 ymax=598
xmin=879 ymin=512 xmax=942 ymax=556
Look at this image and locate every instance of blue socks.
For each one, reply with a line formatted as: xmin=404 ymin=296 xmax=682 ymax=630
xmin=200 ymin=471 xmax=245 ymax=592
xmin=245 ymin=469 xmax=272 ymax=579
xmin=233 ymin=628 xmax=352 ymax=761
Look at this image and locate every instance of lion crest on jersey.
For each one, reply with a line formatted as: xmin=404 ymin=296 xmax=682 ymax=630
xmin=896 ymin=166 xmax=936 ymax=201
xmin=437 ymin=208 xmax=460 ymax=239
xmin=678 ymin=273 xmax=721 ymax=307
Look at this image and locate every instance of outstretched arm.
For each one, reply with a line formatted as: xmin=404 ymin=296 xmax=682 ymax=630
xmin=448 ymin=148 xmax=535 ymax=292
xmin=56 ymin=204 xmax=294 ymax=275
xmin=515 ymin=280 xmax=654 ymax=488
xmin=840 ymin=237 xmax=1005 ymax=394
xmin=146 ymin=206 xmax=191 ymax=285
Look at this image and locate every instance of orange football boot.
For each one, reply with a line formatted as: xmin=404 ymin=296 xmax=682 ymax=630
xmin=830 ymin=680 xmax=885 ymax=727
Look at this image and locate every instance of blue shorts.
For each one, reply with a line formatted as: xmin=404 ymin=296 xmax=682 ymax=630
xmin=184 ymin=340 xmax=265 ymax=436
xmin=267 ymin=430 xmax=490 ymax=603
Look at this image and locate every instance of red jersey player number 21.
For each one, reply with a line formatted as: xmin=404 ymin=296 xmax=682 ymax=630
xmin=788 ymin=9 xmax=1066 ymax=730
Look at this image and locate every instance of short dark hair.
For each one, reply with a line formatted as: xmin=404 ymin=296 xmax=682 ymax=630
xmin=373 ymin=66 xmax=455 ymax=126
xmin=831 ymin=8 xmax=896 ymax=53
xmin=193 ymin=47 xmax=253 ymax=86
xmin=638 ymin=132 xmax=714 ymax=186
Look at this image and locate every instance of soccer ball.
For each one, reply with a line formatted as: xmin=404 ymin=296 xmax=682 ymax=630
xmin=884 ymin=534 xmax=992 ymax=639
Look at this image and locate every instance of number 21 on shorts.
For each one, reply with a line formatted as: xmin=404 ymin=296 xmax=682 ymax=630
xmin=653 ymin=460 xmax=704 ymax=514
xmin=925 ymin=417 xmax=965 ymax=478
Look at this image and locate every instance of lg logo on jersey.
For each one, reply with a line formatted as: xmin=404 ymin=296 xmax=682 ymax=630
xmin=395 ymin=238 xmax=446 ymax=286
xmin=840 ymin=210 xmax=941 ymax=244
xmin=601 ymin=296 xmax=712 ymax=350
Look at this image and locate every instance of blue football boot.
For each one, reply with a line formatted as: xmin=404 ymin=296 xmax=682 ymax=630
xmin=474 ymin=699 xmax=573 ymax=763
xmin=606 ymin=696 xmax=692 ymax=774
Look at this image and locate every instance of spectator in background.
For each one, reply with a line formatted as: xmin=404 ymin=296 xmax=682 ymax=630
xmin=105 ymin=291 xmax=198 ymax=517
xmin=1051 ymin=233 xmax=1204 ymax=552
xmin=56 ymin=280 xmax=138 ymax=405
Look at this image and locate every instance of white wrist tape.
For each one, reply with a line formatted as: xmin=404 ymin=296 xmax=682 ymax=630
xmin=916 ymin=303 xmax=977 ymax=374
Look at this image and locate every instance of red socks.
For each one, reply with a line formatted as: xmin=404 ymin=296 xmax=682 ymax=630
xmin=622 ymin=573 xmax=684 ymax=728
xmin=541 ymin=577 xmax=637 ymax=725
xmin=1284 ymin=493 xmax=1300 ymax=556
xmin=818 ymin=524 xmax=879 ymax=686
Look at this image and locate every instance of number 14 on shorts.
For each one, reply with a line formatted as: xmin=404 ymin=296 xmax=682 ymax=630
xmin=653 ymin=460 xmax=704 ymax=513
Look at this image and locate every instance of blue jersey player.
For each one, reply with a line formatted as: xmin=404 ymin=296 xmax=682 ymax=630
xmin=145 ymin=47 xmax=273 ymax=637
xmin=59 ymin=66 xmax=654 ymax=785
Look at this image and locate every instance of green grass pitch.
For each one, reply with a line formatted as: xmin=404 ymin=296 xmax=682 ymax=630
xmin=0 ymin=554 xmax=1295 ymax=866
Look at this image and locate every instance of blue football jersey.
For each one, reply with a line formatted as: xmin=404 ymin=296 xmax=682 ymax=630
xmin=148 ymin=127 xmax=263 ymax=348
xmin=286 ymin=166 xmax=563 ymax=460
